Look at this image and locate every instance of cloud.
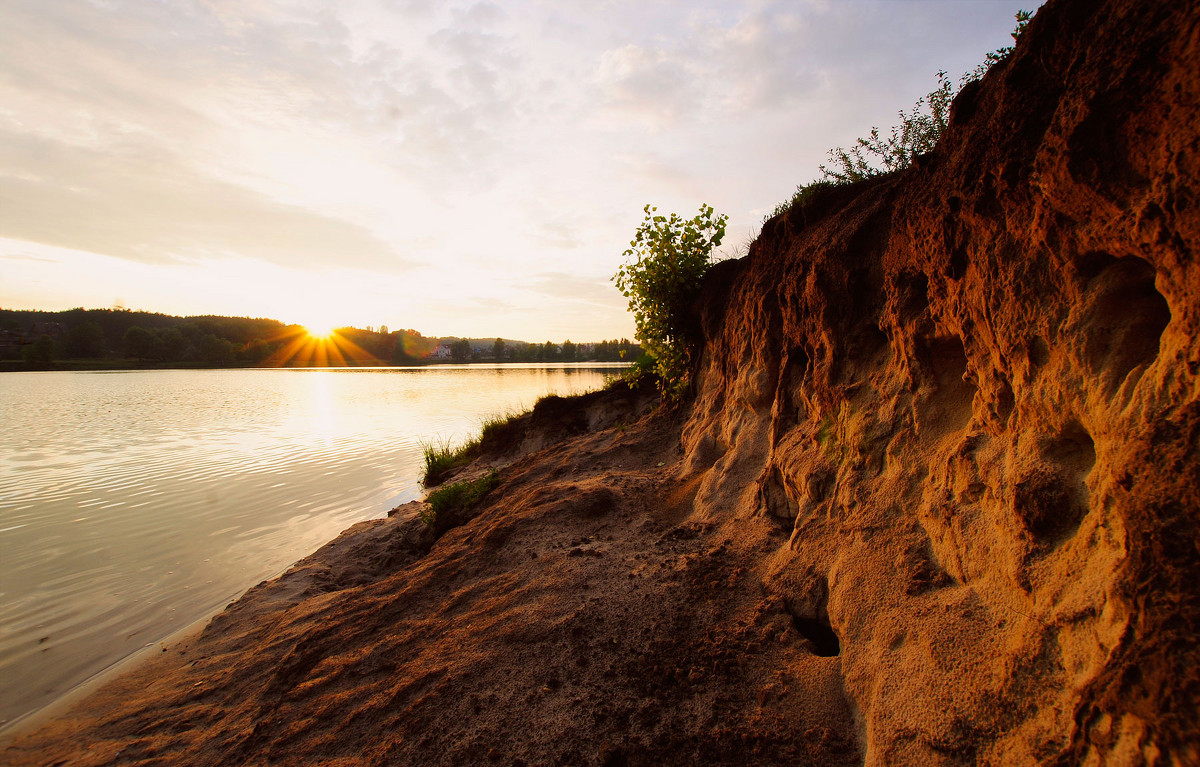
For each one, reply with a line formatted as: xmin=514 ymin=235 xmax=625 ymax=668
xmin=0 ymin=0 xmax=414 ymax=269
xmin=528 ymin=272 xmax=624 ymax=308
xmin=596 ymin=45 xmax=701 ymax=126
xmin=0 ymin=128 xmax=404 ymax=269
xmin=591 ymin=2 xmax=826 ymax=131
xmin=0 ymin=0 xmax=1043 ymax=339
xmin=530 ymin=221 xmax=585 ymax=250
xmin=0 ymin=252 xmax=57 ymax=264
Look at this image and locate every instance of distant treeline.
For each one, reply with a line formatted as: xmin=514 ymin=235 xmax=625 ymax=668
xmin=439 ymin=337 xmax=639 ymax=364
xmin=0 ymin=308 xmax=639 ymax=368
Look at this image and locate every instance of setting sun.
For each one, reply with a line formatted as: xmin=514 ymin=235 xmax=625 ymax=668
xmin=262 ymin=322 xmax=382 ymax=367
xmin=304 ymin=323 xmax=338 ymax=340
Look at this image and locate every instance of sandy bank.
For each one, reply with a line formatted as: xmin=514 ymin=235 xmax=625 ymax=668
xmin=4 ymin=385 xmax=865 ymax=765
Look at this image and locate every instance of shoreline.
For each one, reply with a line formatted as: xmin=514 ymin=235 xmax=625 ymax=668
xmin=0 ymin=360 xmax=633 ymax=373
xmin=0 ymin=505 xmax=426 ymax=742
xmin=2 ymin=383 xmax=737 ymax=766
xmin=0 ymin=599 xmax=226 ymax=739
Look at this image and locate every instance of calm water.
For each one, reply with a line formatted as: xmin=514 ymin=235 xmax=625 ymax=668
xmin=0 ymin=364 xmax=621 ymax=729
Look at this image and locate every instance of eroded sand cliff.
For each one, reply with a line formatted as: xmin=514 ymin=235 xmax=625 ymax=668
xmin=4 ymin=0 xmax=1197 ymax=763
xmin=681 ymin=0 xmax=1199 ymax=761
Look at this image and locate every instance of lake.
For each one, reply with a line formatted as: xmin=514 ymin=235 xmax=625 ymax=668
xmin=0 ymin=364 xmax=623 ymax=730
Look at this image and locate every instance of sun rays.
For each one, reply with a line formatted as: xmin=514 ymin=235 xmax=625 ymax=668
xmin=304 ymin=323 xmax=337 ymax=340
xmin=262 ymin=326 xmax=383 ymax=367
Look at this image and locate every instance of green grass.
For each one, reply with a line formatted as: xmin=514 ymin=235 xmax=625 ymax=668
xmin=420 ymin=408 xmax=529 ymax=487
xmin=421 ymin=470 xmax=501 ymax=527
xmin=420 ymin=437 xmax=480 ymax=487
xmin=769 ymin=180 xmax=835 ymax=220
xmin=478 ymin=407 xmax=525 ymax=444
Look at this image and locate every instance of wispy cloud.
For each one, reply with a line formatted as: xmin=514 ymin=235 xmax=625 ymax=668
xmin=0 ymin=128 xmax=405 ymax=269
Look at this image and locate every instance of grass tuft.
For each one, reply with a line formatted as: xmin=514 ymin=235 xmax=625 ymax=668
xmin=478 ymin=407 xmax=525 ymax=445
xmin=420 ymin=407 xmax=529 ymax=487
xmin=769 ymin=180 xmax=835 ymax=220
xmin=420 ymin=437 xmax=479 ymax=487
xmin=421 ymin=470 xmax=501 ymax=527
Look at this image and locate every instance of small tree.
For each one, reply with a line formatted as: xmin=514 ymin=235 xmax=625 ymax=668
xmin=492 ymin=337 xmax=506 ymax=360
xmin=156 ymin=327 xmax=187 ymax=361
xmin=197 ymin=333 xmax=234 ymax=363
xmin=614 ymin=203 xmax=726 ymax=398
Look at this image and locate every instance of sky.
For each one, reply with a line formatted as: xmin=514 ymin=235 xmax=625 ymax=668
xmin=1 ymin=0 xmax=1040 ymax=342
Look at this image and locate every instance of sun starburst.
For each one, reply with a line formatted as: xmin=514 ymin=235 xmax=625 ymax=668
xmin=261 ymin=322 xmax=382 ymax=367
xmin=304 ymin=322 xmax=337 ymax=340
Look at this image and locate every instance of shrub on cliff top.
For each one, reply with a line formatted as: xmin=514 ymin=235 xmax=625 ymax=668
xmin=819 ymin=70 xmax=954 ymax=184
xmin=819 ymin=11 xmax=1031 ymax=184
xmin=614 ymin=204 xmax=727 ymax=399
xmin=772 ymin=10 xmax=1033 ymax=215
xmin=964 ymin=9 xmax=1032 ymax=83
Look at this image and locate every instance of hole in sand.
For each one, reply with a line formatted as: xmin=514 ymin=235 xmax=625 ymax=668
xmin=1076 ymin=251 xmax=1119 ymax=282
xmin=857 ymin=324 xmax=890 ymax=361
xmin=784 ymin=588 xmax=841 ymax=657
xmin=1017 ymin=422 xmax=1097 ymax=547
xmin=762 ymin=468 xmax=799 ymax=524
xmin=916 ymin=336 xmax=977 ymax=438
xmin=1014 ymin=469 xmax=1084 ymax=543
xmin=895 ymin=272 xmax=930 ymax=323
xmin=1079 ymin=256 xmax=1170 ymax=392
xmin=1027 ymin=336 xmax=1050 ymax=369
xmin=930 ymin=337 xmax=971 ymax=397
xmin=1041 ymin=420 xmax=1096 ymax=476
xmin=791 ymin=614 xmax=841 ymax=658
xmin=994 ymin=378 xmax=1015 ymax=424
xmin=777 ymin=347 xmax=810 ymax=430
xmin=948 ymin=243 xmax=968 ymax=280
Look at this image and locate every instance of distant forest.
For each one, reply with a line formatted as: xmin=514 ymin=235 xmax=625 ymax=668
xmin=0 ymin=308 xmax=640 ymax=368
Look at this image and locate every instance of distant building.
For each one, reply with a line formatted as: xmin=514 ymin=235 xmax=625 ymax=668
xmin=432 ymin=343 xmax=453 ymax=360
xmin=30 ymin=322 xmax=67 ymax=337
